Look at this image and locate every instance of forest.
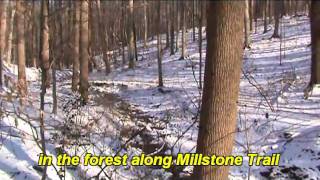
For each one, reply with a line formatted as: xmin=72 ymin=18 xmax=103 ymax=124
xmin=0 ymin=0 xmax=319 ymax=179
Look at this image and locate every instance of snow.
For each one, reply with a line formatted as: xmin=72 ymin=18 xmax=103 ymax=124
xmin=0 ymin=15 xmax=319 ymax=179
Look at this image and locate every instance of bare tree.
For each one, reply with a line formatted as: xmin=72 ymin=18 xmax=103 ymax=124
xmin=5 ymin=1 xmax=15 ymax=65
xmin=198 ymin=0 xmax=203 ymax=90
xmin=31 ymin=0 xmax=38 ymax=68
xmin=121 ymin=0 xmax=126 ymax=65
xmin=157 ymin=0 xmax=163 ymax=87
xmin=194 ymin=1 xmax=244 ymax=179
xmin=72 ymin=1 xmax=80 ymax=92
xmin=127 ymin=0 xmax=135 ymax=69
xmin=175 ymin=1 xmax=180 ymax=52
xmin=143 ymin=0 xmax=147 ymax=48
xmin=170 ymin=1 xmax=175 ymax=55
xmin=0 ymin=1 xmax=7 ymax=87
xmin=272 ymin=1 xmax=281 ymax=38
xmin=39 ymin=0 xmax=50 ymax=178
xmin=192 ymin=0 xmax=196 ymax=42
xmin=180 ymin=1 xmax=186 ymax=59
xmin=39 ymin=0 xmax=50 ymax=91
xmin=16 ymin=0 xmax=27 ymax=97
xmin=97 ymin=0 xmax=111 ymax=75
xmin=249 ymin=0 xmax=254 ymax=31
xmin=305 ymin=1 xmax=320 ymax=98
xmin=244 ymin=0 xmax=251 ymax=48
xmin=166 ymin=1 xmax=170 ymax=48
xmin=263 ymin=0 xmax=268 ymax=33
xmin=79 ymin=0 xmax=89 ymax=103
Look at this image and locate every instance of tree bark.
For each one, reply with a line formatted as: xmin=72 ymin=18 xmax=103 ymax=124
xmin=57 ymin=0 xmax=64 ymax=70
xmin=175 ymin=1 xmax=180 ymax=52
xmin=166 ymin=1 xmax=170 ymax=48
xmin=72 ymin=1 xmax=80 ymax=92
xmin=180 ymin=1 xmax=186 ymax=59
xmin=0 ymin=0 xmax=7 ymax=86
xmin=272 ymin=1 xmax=280 ymax=38
xmin=79 ymin=0 xmax=89 ymax=103
xmin=198 ymin=0 xmax=203 ymax=90
xmin=133 ymin=21 xmax=138 ymax=62
xmin=170 ymin=1 xmax=175 ymax=55
xmin=50 ymin=0 xmax=56 ymax=114
xmin=310 ymin=1 xmax=320 ymax=86
xmin=254 ymin=0 xmax=258 ymax=33
xmin=52 ymin=62 xmax=57 ymax=114
xmin=157 ymin=1 xmax=163 ymax=87
xmin=39 ymin=0 xmax=50 ymax=178
xmin=143 ymin=0 xmax=147 ymax=48
xmin=192 ymin=0 xmax=196 ymax=42
xmin=16 ymin=0 xmax=27 ymax=97
xmin=244 ymin=0 xmax=251 ymax=48
xmin=294 ymin=0 xmax=298 ymax=16
xmin=97 ymin=0 xmax=111 ymax=75
xmin=127 ymin=0 xmax=135 ymax=69
xmin=5 ymin=1 xmax=15 ymax=65
xmin=249 ymin=0 xmax=253 ymax=31
xmin=121 ymin=0 xmax=126 ymax=65
xmin=194 ymin=1 xmax=244 ymax=179
xmin=40 ymin=0 xmax=50 ymax=90
xmin=263 ymin=0 xmax=268 ymax=33
xmin=268 ymin=0 xmax=272 ymax=24
xmin=31 ymin=0 xmax=37 ymax=68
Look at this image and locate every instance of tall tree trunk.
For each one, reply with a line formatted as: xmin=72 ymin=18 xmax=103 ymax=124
xmin=244 ymin=0 xmax=251 ymax=48
xmin=88 ymin=1 xmax=93 ymax=73
xmin=52 ymin=62 xmax=57 ymax=114
xmin=310 ymin=1 xmax=320 ymax=86
xmin=25 ymin=5 xmax=33 ymax=68
xmin=127 ymin=0 xmax=135 ymax=69
xmin=175 ymin=1 xmax=180 ymax=52
xmin=180 ymin=1 xmax=186 ymax=59
xmin=79 ymin=0 xmax=89 ymax=103
xmin=58 ymin=0 xmax=64 ymax=70
xmin=0 ymin=0 xmax=7 ymax=86
xmin=5 ymin=2 xmax=15 ymax=65
xmin=16 ymin=0 xmax=27 ymax=97
xmin=263 ymin=0 xmax=268 ymax=33
xmin=254 ymin=1 xmax=258 ymax=33
xmin=249 ymin=0 xmax=253 ymax=31
xmin=133 ymin=21 xmax=138 ymax=62
xmin=40 ymin=0 xmax=50 ymax=90
xmin=194 ymin=1 xmax=244 ymax=179
xmin=39 ymin=0 xmax=50 ymax=178
xmin=97 ymin=0 xmax=110 ymax=75
xmin=72 ymin=1 xmax=80 ymax=92
xmin=170 ymin=1 xmax=175 ymax=55
xmin=306 ymin=1 xmax=311 ymax=17
xmin=166 ymin=2 xmax=170 ymax=48
xmin=51 ymin=1 xmax=57 ymax=116
xmin=148 ymin=1 xmax=153 ymax=41
xmin=143 ymin=0 xmax=147 ymax=48
xmin=121 ymin=0 xmax=126 ymax=65
xmin=192 ymin=0 xmax=196 ymax=42
xmin=272 ymin=1 xmax=280 ymax=38
xmin=198 ymin=0 xmax=203 ymax=90
xmin=268 ymin=0 xmax=272 ymax=24
xmin=157 ymin=1 xmax=163 ymax=87
xmin=31 ymin=0 xmax=37 ymax=68
xmin=294 ymin=0 xmax=298 ymax=16
xmin=64 ymin=0 xmax=73 ymax=69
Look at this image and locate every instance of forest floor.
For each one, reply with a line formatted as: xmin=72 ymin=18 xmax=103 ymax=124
xmin=0 ymin=15 xmax=319 ymax=180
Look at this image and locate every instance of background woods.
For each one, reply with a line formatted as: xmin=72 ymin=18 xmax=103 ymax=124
xmin=0 ymin=0 xmax=319 ymax=180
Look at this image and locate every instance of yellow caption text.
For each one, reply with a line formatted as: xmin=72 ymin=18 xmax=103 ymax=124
xmin=38 ymin=153 xmax=281 ymax=169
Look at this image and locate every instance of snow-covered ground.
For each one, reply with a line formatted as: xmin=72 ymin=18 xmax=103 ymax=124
xmin=0 ymin=15 xmax=319 ymax=179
